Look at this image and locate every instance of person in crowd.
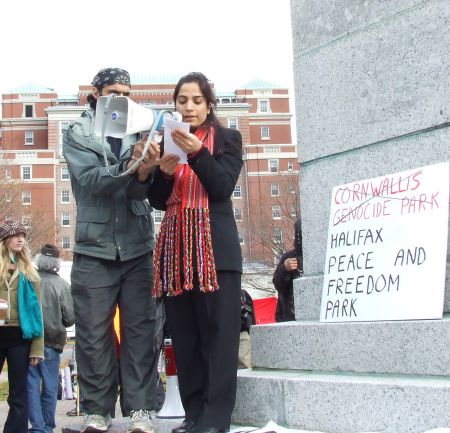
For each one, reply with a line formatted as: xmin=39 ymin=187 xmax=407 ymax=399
xmin=272 ymin=217 xmax=303 ymax=322
xmin=238 ymin=289 xmax=256 ymax=369
xmin=148 ymin=72 xmax=243 ymax=433
xmin=28 ymin=244 xmax=74 ymax=433
xmin=63 ymin=67 xmax=162 ymax=433
xmin=0 ymin=219 xmax=44 ymax=433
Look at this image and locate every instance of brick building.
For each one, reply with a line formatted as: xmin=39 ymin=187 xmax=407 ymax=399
xmin=0 ymin=77 xmax=299 ymax=264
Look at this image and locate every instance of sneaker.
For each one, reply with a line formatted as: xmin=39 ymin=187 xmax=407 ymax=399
xmin=128 ymin=409 xmax=154 ymax=433
xmin=66 ymin=406 xmax=87 ymax=417
xmin=80 ymin=413 xmax=112 ymax=433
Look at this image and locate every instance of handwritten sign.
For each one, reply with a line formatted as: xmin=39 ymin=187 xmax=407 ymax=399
xmin=320 ymin=162 xmax=449 ymax=322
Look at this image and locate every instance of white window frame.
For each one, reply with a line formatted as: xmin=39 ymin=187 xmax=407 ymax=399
xmin=233 ymin=185 xmax=241 ymax=198
xmin=153 ymin=209 xmax=163 ymax=224
xmin=272 ymin=205 xmax=281 ymax=220
xmin=62 ymin=236 xmax=71 ymax=250
xmin=261 ymin=126 xmax=270 ymax=140
xmin=5 ymin=167 xmax=11 ymax=179
xmin=269 ymin=159 xmax=279 ymax=173
xmin=62 ymin=213 xmax=70 ymax=227
xmin=61 ymin=190 xmax=70 ymax=204
xmin=5 ymin=191 xmax=11 ymax=202
xmin=258 ymin=99 xmax=269 ymax=113
xmin=59 ymin=121 xmax=70 ymax=155
xmin=234 ymin=207 xmax=243 ymax=221
xmin=21 ymin=165 xmax=32 ymax=180
xmin=22 ymin=215 xmax=32 ymax=228
xmin=271 ymin=183 xmax=280 ymax=197
xmin=61 ymin=166 xmax=70 ymax=180
xmin=24 ymin=104 xmax=34 ymax=118
xmin=228 ymin=117 xmax=238 ymax=130
xmin=274 ymin=228 xmax=283 ymax=244
xmin=25 ymin=131 xmax=34 ymax=145
xmin=22 ymin=191 xmax=31 ymax=205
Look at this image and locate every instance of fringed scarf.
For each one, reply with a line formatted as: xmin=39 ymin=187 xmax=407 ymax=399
xmin=153 ymin=126 xmax=218 ymax=297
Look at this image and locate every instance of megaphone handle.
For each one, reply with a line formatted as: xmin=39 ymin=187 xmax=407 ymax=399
xmin=100 ymin=94 xmax=116 ymax=169
xmin=114 ymin=110 xmax=166 ymax=178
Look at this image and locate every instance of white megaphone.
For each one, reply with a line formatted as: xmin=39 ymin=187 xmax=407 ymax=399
xmin=157 ymin=339 xmax=185 ymax=419
xmin=95 ymin=96 xmax=165 ymax=138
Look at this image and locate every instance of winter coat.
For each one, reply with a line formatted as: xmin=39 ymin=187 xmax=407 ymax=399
xmin=272 ymin=249 xmax=302 ymax=322
xmin=63 ymin=108 xmax=156 ymax=261
xmin=39 ymin=270 xmax=74 ymax=352
xmin=0 ymin=267 xmax=44 ymax=358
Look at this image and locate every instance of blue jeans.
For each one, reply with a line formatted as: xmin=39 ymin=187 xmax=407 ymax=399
xmin=27 ymin=347 xmax=61 ymax=433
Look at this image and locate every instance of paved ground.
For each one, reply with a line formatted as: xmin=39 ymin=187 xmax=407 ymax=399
xmin=0 ymin=397 xmax=182 ymax=433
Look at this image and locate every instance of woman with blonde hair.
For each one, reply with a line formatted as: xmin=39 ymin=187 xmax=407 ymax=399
xmin=0 ymin=219 xmax=44 ymax=433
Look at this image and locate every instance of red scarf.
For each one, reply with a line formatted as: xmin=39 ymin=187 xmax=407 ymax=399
xmin=153 ymin=126 xmax=218 ymax=297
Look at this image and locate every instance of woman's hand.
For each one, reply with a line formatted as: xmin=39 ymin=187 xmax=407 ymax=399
xmin=171 ymin=128 xmax=203 ymax=154
xmin=30 ymin=357 xmax=41 ymax=366
xmin=159 ymin=154 xmax=180 ymax=177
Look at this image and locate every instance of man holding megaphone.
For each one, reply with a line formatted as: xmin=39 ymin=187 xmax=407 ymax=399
xmin=63 ymin=67 xmax=161 ymax=433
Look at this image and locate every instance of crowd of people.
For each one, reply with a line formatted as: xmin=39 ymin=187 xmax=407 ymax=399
xmin=0 ymin=67 xmax=302 ymax=433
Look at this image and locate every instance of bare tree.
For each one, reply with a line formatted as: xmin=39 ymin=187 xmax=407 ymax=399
xmin=0 ymin=164 xmax=58 ymax=255
xmin=248 ymin=173 xmax=300 ymax=265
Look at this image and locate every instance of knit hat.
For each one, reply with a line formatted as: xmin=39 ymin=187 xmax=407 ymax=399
xmin=0 ymin=219 xmax=27 ymax=243
xmin=41 ymin=244 xmax=60 ymax=258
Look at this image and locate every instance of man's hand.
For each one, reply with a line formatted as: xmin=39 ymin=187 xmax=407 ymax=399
xmin=127 ymin=137 xmax=160 ymax=182
xmin=284 ymin=258 xmax=298 ymax=272
xmin=30 ymin=357 xmax=41 ymax=366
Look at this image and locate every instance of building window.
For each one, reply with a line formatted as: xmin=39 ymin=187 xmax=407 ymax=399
xmin=233 ymin=185 xmax=241 ymax=198
xmin=290 ymin=206 xmax=297 ymax=218
xmin=21 ymin=166 xmax=32 ymax=180
xmin=61 ymin=190 xmax=70 ymax=203
xmin=153 ymin=210 xmax=163 ymax=224
xmin=269 ymin=159 xmax=279 ymax=173
xmin=22 ymin=191 xmax=31 ymax=205
xmin=62 ymin=236 xmax=71 ymax=250
xmin=234 ymin=208 xmax=243 ymax=221
xmin=271 ymin=183 xmax=280 ymax=197
xmin=272 ymin=205 xmax=281 ymax=220
xmin=25 ymin=105 xmax=33 ymax=118
xmin=261 ymin=127 xmax=270 ymax=140
xmin=25 ymin=131 xmax=34 ymax=145
xmin=274 ymin=228 xmax=283 ymax=244
xmin=288 ymin=161 xmax=294 ymax=172
xmin=59 ymin=121 xmax=70 ymax=155
xmin=290 ymin=186 xmax=296 ymax=194
xmin=238 ymin=232 xmax=244 ymax=245
xmin=5 ymin=192 xmax=11 ymax=202
xmin=228 ymin=117 xmax=238 ymax=130
xmin=62 ymin=213 xmax=70 ymax=227
xmin=61 ymin=166 xmax=70 ymax=180
xmin=22 ymin=215 xmax=32 ymax=228
xmin=259 ymin=100 xmax=269 ymax=113
xmin=5 ymin=167 xmax=11 ymax=179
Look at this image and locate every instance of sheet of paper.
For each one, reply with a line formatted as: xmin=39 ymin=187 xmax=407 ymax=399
xmin=163 ymin=117 xmax=190 ymax=164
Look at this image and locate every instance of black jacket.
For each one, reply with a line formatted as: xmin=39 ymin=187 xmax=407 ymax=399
xmin=149 ymin=127 xmax=243 ymax=272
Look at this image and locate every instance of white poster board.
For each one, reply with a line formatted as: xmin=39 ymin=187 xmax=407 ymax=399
xmin=320 ymin=162 xmax=449 ymax=322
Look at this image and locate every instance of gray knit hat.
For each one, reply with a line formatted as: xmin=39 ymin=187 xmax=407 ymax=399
xmin=0 ymin=219 xmax=27 ymax=243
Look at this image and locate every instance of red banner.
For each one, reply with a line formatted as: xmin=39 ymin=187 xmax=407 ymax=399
xmin=253 ymin=297 xmax=277 ymax=324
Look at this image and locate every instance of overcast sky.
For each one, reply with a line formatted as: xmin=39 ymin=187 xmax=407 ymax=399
xmin=1 ymin=0 xmax=294 ymax=96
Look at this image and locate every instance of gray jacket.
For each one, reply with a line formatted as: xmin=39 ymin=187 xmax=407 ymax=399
xmin=63 ymin=108 xmax=155 ymax=261
xmin=39 ymin=270 xmax=74 ymax=352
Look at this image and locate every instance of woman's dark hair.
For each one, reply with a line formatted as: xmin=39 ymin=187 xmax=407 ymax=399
xmin=173 ymin=72 xmax=221 ymax=130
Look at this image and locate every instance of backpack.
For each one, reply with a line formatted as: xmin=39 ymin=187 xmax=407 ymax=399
xmin=240 ymin=290 xmax=255 ymax=333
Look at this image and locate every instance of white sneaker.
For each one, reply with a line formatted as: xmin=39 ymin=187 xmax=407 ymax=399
xmin=128 ymin=409 xmax=154 ymax=433
xmin=80 ymin=413 xmax=112 ymax=432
